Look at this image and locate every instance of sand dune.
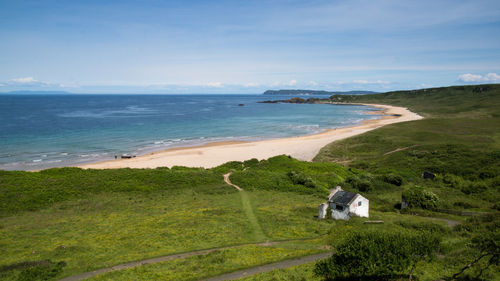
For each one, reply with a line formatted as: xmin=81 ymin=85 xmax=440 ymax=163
xmin=78 ymin=104 xmax=422 ymax=169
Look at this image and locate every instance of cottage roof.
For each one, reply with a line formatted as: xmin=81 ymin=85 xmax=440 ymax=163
xmin=329 ymin=190 xmax=357 ymax=205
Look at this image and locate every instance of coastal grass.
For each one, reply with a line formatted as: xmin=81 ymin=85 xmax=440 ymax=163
xmin=82 ymin=211 xmax=472 ymax=281
xmin=239 ymin=262 xmax=320 ymax=281
xmin=79 ymin=211 xmax=457 ymax=281
xmin=87 ymin=243 xmax=324 ymax=281
xmin=0 ymin=158 xmax=336 ymax=281
xmin=312 ymin=84 xmax=500 ymax=280
xmin=315 ymin=84 xmax=500 ymax=214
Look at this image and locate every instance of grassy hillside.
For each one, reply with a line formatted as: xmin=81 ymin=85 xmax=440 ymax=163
xmin=0 ymin=156 xmax=344 ymax=281
xmin=316 ymin=84 xmax=500 ymax=213
xmin=328 ymin=83 xmax=500 ymax=118
xmin=312 ymin=84 xmax=500 ymax=280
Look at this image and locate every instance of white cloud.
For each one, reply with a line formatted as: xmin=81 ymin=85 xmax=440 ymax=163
xmin=458 ymin=73 xmax=483 ymax=82
xmin=485 ymin=73 xmax=500 ymax=81
xmin=352 ymin=79 xmax=390 ymax=85
xmin=243 ymin=82 xmax=260 ymax=87
xmin=6 ymin=77 xmax=56 ymax=87
xmin=458 ymin=73 xmax=500 ymax=83
xmin=10 ymin=77 xmax=38 ymax=84
xmin=307 ymin=81 xmax=318 ymax=86
xmin=205 ymin=82 xmax=223 ymax=88
xmin=269 ymin=80 xmax=296 ymax=87
xmin=420 ymin=83 xmax=434 ymax=88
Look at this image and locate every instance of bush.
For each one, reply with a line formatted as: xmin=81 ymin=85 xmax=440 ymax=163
xmin=442 ymin=174 xmax=464 ymax=188
xmin=287 ymin=171 xmax=317 ymax=188
xmin=314 ymin=230 xmax=440 ymax=280
xmin=493 ymin=203 xmax=500 ymax=211
xmin=381 ymin=174 xmax=404 ymax=186
xmin=16 ymin=260 xmax=66 ymax=281
xmin=453 ymin=201 xmax=478 ymax=209
xmin=243 ymin=158 xmax=260 ymax=168
xmin=461 ymin=181 xmax=488 ymax=194
xmin=344 ymin=174 xmax=373 ymax=192
xmin=402 ymin=186 xmax=439 ymax=210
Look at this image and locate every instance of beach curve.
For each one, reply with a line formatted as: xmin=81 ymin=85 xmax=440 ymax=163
xmin=78 ymin=104 xmax=423 ymax=169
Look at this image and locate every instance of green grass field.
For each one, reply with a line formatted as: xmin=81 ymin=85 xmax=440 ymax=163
xmin=0 ymin=159 xmax=339 ymax=280
xmin=1 ymin=84 xmax=499 ymax=280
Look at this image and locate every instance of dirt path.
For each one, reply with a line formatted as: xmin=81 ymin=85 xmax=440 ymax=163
xmin=240 ymin=190 xmax=267 ymax=241
xmin=59 ymin=173 xmax=270 ymax=281
xmin=423 ymin=217 xmax=460 ymax=228
xmin=58 ymin=241 xmax=286 ymax=281
xmin=383 ymin=144 xmax=419 ymax=155
xmin=223 ymin=172 xmax=267 ymax=241
xmin=223 ymin=173 xmax=242 ymax=191
xmin=202 ymin=252 xmax=332 ymax=281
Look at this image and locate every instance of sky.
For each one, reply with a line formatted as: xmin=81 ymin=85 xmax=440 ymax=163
xmin=0 ymin=0 xmax=499 ymax=94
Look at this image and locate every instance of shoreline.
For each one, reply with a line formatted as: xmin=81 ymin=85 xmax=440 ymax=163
xmin=78 ymin=104 xmax=423 ymax=170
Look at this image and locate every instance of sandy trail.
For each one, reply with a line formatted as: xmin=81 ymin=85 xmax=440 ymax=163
xmin=223 ymin=173 xmax=242 ymax=191
xmin=78 ymin=103 xmax=423 ymax=170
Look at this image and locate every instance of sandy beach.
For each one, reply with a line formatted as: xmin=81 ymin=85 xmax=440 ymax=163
xmin=78 ymin=104 xmax=423 ymax=169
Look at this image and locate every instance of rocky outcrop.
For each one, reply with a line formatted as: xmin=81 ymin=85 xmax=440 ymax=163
xmin=258 ymin=97 xmax=321 ymax=104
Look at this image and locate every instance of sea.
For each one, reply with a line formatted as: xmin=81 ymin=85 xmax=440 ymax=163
xmin=0 ymin=94 xmax=381 ymax=170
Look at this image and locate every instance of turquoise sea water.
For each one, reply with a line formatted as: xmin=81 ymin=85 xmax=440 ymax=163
xmin=0 ymin=94 xmax=380 ymax=170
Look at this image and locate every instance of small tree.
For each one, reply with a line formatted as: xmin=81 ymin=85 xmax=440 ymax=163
xmin=314 ymin=230 xmax=439 ymax=280
xmin=402 ymin=186 xmax=439 ymax=210
xmin=452 ymin=230 xmax=500 ymax=280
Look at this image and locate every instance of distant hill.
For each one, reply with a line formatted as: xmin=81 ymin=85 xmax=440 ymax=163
xmin=0 ymin=90 xmax=72 ymax=95
xmin=262 ymin=89 xmax=378 ymax=95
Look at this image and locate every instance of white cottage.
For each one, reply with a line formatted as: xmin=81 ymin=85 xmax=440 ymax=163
xmin=318 ymin=187 xmax=369 ymax=220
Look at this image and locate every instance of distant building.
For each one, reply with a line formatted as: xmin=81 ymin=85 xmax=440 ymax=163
xmin=318 ymin=186 xmax=369 ymax=220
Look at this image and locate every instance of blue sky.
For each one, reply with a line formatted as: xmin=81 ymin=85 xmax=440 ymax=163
xmin=0 ymin=0 xmax=499 ymax=93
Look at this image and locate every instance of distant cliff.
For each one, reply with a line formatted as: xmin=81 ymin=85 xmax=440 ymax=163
xmin=262 ymin=89 xmax=378 ymax=95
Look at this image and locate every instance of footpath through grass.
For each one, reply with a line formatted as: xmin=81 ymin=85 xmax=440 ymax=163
xmin=239 ymin=190 xmax=267 ymax=241
xmin=0 ymin=157 xmax=337 ymax=281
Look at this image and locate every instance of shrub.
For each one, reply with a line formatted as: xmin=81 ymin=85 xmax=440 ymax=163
xmin=287 ymin=171 xmax=317 ymax=188
xmin=381 ymin=174 xmax=404 ymax=186
xmin=344 ymin=174 xmax=373 ymax=192
xmin=243 ymin=158 xmax=260 ymax=168
xmin=493 ymin=203 xmax=500 ymax=211
xmin=452 ymin=229 xmax=500 ymax=280
xmin=314 ymin=230 xmax=440 ymax=280
xmin=16 ymin=260 xmax=66 ymax=281
xmin=453 ymin=201 xmax=477 ymax=209
xmin=402 ymin=186 xmax=439 ymax=210
xmin=461 ymin=181 xmax=488 ymax=194
xmin=442 ymin=174 xmax=464 ymax=188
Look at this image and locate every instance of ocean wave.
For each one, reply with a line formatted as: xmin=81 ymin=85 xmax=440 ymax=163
xmin=58 ymin=105 xmax=159 ymax=118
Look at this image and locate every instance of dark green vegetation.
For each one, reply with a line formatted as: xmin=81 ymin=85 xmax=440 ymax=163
xmin=312 ymin=84 xmax=500 ymax=280
xmin=259 ymin=97 xmax=321 ymax=104
xmin=1 ymin=84 xmax=499 ymax=280
xmin=315 ymin=230 xmax=440 ymax=280
xmin=0 ymin=157 xmax=339 ymax=281
xmin=263 ymin=89 xmax=377 ymax=95
xmin=316 ymin=84 xmax=500 ymax=214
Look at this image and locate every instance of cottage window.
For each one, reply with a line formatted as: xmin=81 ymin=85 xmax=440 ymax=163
xmin=335 ymin=205 xmax=344 ymax=211
xmin=358 ymin=201 xmax=362 ymax=206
